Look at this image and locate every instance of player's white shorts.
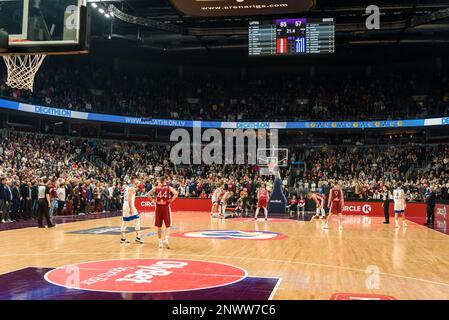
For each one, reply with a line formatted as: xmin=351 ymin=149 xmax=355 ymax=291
xmin=122 ymin=205 xmax=139 ymax=221
xmin=394 ymin=203 xmax=405 ymax=213
xmin=317 ymin=198 xmax=325 ymax=208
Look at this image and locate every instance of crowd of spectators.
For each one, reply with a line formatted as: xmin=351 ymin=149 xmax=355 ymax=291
xmin=1 ymin=63 xmax=449 ymax=122
xmin=291 ymin=144 xmax=449 ymax=202
xmin=0 ymin=128 xmax=448 ymax=223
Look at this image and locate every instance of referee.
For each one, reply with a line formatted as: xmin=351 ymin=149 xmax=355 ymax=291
xmin=425 ymin=187 xmax=436 ymax=226
xmin=37 ymin=178 xmax=55 ymax=228
xmin=381 ymin=186 xmax=391 ymax=224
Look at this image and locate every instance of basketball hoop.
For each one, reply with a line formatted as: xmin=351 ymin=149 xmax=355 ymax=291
xmin=2 ymin=54 xmax=46 ymax=92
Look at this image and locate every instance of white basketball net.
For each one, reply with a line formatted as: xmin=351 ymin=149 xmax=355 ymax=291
xmin=2 ymin=54 xmax=46 ymax=92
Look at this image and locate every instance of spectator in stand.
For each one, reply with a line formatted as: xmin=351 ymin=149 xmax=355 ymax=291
xmin=57 ymin=182 xmax=66 ymax=216
xmin=11 ymin=181 xmax=20 ymax=221
xmin=31 ymin=179 xmax=38 ymax=219
xmin=49 ymin=181 xmax=58 ymax=220
xmin=19 ymin=179 xmax=30 ymax=220
xmin=0 ymin=177 xmax=6 ymax=222
xmin=2 ymin=179 xmax=12 ymax=223
xmin=101 ymin=183 xmax=110 ymax=213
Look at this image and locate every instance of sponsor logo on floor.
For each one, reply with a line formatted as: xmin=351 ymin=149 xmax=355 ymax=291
xmin=67 ymin=226 xmax=149 ymax=235
xmin=229 ymin=218 xmax=296 ymax=223
xmin=44 ymin=259 xmax=247 ymax=293
xmin=330 ymin=293 xmax=396 ymax=300
xmin=171 ymin=230 xmax=287 ymax=240
xmin=0 ymin=267 xmax=279 ymax=300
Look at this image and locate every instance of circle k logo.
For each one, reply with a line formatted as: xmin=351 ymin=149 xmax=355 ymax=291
xmin=171 ymin=230 xmax=287 ymax=240
xmin=343 ymin=204 xmax=373 ymax=214
xmin=45 ymin=259 xmax=247 ymax=293
xmin=140 ymin=201 xmax=156 ymax=207
xmin=437 ymin=206 xmax=447 ymax=218
xmin=362 ymin=204 xmax=372 ymax=214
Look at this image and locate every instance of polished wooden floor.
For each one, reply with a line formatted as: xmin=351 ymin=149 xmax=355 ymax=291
xmin=1 ymin=212 xmax=449 ymax=300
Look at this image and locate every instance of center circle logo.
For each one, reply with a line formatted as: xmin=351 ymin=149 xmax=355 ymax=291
xmin=171 ymin=230 xmax=287 ymax=240
xmin=230 ymin=218 xmax=295 ymax=223
xmin=362 ymin=204 xmax=372 ymax=214
xmin=44 ymin=259 xmax=247 ymax=293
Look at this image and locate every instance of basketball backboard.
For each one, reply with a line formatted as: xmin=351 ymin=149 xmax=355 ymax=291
xmin=257 ymin=148 xmax=289 ymax=177
xmin=0 ymin=0 xmax=90 ymax=55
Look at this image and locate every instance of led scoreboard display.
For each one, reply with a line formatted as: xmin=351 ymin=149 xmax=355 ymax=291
xmin=249 ymin=18 xmax=335 ymax=56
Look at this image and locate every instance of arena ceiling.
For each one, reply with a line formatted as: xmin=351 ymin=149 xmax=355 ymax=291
xmin=89 ymin=0 xmax=449 ymax=52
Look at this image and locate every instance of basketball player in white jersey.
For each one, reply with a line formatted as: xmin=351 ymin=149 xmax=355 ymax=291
xmin=219 ymin=185 xmax=232 ymax=219
xmin=211 ymin=183 xmax=223 ymax=217
xmin=120 ymin=175 xmax=143 ymax=244
xmin=308 ymin=192 xmax=326 ymax=219
xmin=393 ymin=182 xmax=407 ymax=228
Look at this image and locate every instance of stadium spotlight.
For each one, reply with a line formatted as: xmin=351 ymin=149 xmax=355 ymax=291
xmin=90 ymin=3 xmax=98 ymax=8
xmin=105 ymin=13 xmax=111 ymax=18
xmin=99 ymin=8 xmax=105 ymax=14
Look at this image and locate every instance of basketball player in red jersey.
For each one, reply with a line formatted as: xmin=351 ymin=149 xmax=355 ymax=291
xmin=308 ymin=192 xmax=326 ymax=219
xmin=323 ymin=181 xmax=345 ymax=230
xmin=147 ymin=176 xmax=178 ymax=249
xmin=287 ymin=195 xmax=298 ymax=218
xmin=255 ymin=184 xmax=269 ymax=221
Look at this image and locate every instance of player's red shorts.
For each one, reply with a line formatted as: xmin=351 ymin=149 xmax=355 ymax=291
xmin=258 ymin=199 xmax=268 ymax=208
xmin=155 ymin=205 xmax=171 ymax=228
xmin=330 ymin=201 xmax=342 ymax=214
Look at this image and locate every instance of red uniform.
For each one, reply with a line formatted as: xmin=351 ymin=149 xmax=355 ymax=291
xmin=329 ymin=188 xmax=343 ymax=214
xmin=257 ymin=188 xmax=269 ymax=208
xmin=154 ymin=185 xmax=172 ymax=228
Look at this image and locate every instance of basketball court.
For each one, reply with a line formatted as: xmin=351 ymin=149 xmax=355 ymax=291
xmin=0 ymin=0 xmax=448 ymax=306
xmin=1 ymin=211 xmax=449 ymax=300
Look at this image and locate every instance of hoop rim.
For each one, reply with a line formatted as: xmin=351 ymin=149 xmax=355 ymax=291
xmin=0 ymin=50 xmax=88 ymax=57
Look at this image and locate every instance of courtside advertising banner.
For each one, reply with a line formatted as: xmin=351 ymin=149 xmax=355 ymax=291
xmin=435 ymin=203 xmax=449 ymax=233
xmin=342 ymin=202 xmax=426 ymax=217
xmin=135 ymin=198 xmax=428 ymax=218
xmin=169 ymin=0 xmax=315 ymax=17
xmin=135 ymin=198 xmax=213 ymax=213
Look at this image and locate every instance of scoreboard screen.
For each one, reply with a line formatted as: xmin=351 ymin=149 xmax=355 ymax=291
xmin=249 ymin=18 xmax=335 ymax=56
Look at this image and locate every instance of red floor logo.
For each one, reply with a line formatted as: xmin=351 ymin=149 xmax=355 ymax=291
xmin=330 ymin=293 xmax=396 ymax=300
xmin=44 ymin=259 xmax=247 ymax=293
xmin=230 ymin=218 xmax=295 ymax=223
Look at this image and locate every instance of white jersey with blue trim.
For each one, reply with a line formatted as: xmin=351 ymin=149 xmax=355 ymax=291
xmin=123 ymin=184 xmax=138 ymax=219
xmin=393 ymin=188 xmax=405 ymax=211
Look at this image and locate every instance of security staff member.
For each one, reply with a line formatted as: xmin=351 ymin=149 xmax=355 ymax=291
xmin=37 ymin=178 xmax=55 ymax=228
xmin=0 ymin=177 xmax=5 ymax=222
xmin=381 ymin=186 xmax=391 ymax=224
xmin=425 ymin=187 xmax=436 ymax=226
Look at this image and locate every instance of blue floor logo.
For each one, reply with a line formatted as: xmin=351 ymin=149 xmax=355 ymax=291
xmin=68 ymin=226 xmax=149 ymax=235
